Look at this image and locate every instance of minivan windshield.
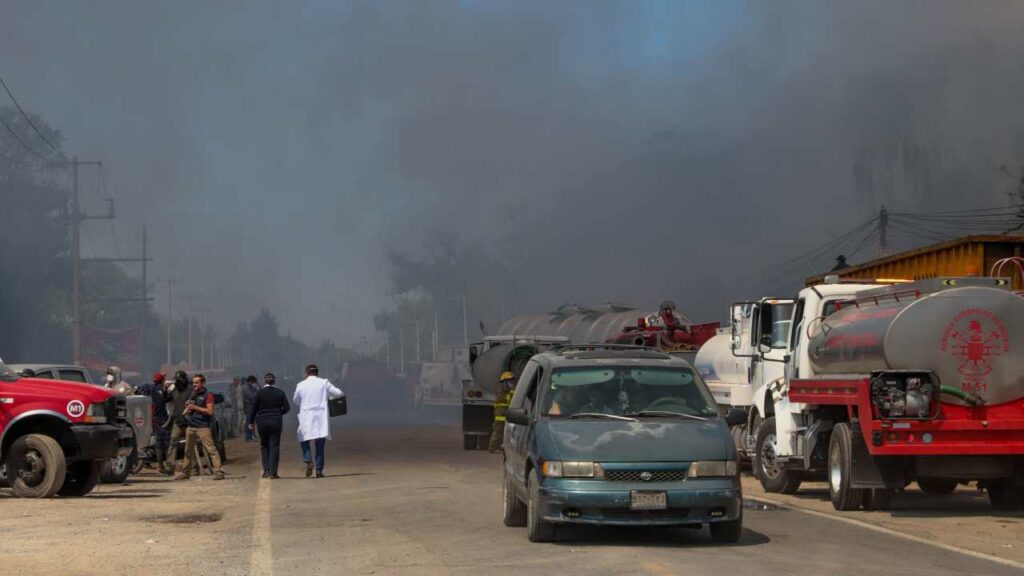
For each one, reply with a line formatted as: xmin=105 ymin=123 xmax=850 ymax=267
xmin=542 ymin=365 xmax=718 ymax=418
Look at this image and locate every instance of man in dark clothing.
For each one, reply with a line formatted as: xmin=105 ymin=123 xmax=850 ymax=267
xmin=175 ymin=373 xmax=225 ymax=480
xmin=247 ymin=373 xmax=290 ymax=479
xmin=162 ymin=370 xmax=192 ymax=475
xmin=139 ymin=372 xmax=171 ymax=473
xmin=242 ymin=375 xmax=259 ymax=442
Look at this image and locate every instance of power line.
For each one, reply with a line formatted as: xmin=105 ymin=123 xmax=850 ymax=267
xmin=0 ymin=73 xmax=62 ymax=155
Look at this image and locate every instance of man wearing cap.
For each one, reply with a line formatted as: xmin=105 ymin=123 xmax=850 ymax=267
xmin=139 ymin=372 xmax=171 ymax=473
xmin=488 ymin=371 xmax=517 ymax=453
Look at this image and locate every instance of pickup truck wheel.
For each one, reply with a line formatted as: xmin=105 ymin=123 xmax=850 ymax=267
xmin=987 ymin=479 xmax=1024 ymax=511
xmin=58 ymin=461 xmax=101 ymax=497
xmin=709 ymin=511 xmax=743 ymax=544
xmin=828 ymin=423 xmax=864 ymax=511
xmin=526 ymin=470 xmax=557 ymax=542
xmin=917 ymin=479 xmax=958 ymax=496
xmin=754 ymin=417 xmax=802 ymax=494
xmin=503 ymin=470 xmax=527 ymax=527
xmin=6 ymin=434 xmax=67 ymax=498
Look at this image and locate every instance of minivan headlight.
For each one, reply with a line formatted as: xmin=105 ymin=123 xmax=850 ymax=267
xmin=687 ymin=461 xmax=738 ymax=478
xmin=541 ymin=461 xmax=604 ymax=478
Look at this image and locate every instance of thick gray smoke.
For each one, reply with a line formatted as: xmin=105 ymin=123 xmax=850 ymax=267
xmin=2 ymin=1 xmax=1023 ymax=344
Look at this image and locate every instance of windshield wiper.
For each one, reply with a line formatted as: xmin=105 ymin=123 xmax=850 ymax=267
xmin=568 ymin=412 xmax=638 ymax=422
xmin=626 ymin=411 xmax=709 ymax=422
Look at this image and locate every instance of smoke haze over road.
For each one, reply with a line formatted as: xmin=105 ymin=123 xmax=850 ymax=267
xmin=3 ymin=1 xmax=1024 ymax=346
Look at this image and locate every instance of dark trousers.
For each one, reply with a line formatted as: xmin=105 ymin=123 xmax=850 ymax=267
xmin=153 ymin=421 xmax=170 ymax=464
xmin=256 ymin=418 xmax=282 ymax=476
xmin=300 ymin=437 xmax=326 ymax=472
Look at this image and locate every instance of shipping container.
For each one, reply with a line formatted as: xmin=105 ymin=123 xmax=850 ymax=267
xmin=806 ymin=234 xmax=1024 ymax=290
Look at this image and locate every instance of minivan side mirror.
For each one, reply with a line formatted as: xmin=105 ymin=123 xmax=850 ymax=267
xmin=506 ymin=408 xmax=529 ymax=425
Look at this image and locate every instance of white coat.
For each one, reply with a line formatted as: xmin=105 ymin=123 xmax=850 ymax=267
xmin=293 ymin=376 xmax=344 ymax=442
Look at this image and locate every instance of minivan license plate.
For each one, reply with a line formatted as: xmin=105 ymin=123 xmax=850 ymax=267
xmin=630 ymin=490 xmax=667 ymax=510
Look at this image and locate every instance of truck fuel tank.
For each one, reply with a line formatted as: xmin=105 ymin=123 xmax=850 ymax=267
xmin=809 ymin=282 xmax=1024 ymax=405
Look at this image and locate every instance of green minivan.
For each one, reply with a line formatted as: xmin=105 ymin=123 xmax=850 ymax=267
xmin=502 ymin=346 xmax=742 ymax=543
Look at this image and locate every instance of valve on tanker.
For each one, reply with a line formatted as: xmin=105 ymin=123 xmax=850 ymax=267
xmin=869 ymin=371 xmax=938 ymax=420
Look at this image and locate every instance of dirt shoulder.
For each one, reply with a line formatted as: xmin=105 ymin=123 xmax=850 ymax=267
xmin=742 ymin=476 xmax=1024 ymax=565
xmin=0 ymin=438 xmax=261 ymax=576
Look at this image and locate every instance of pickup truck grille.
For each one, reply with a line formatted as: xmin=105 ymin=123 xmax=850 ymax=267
xmin=106 ymin=396 xmax=128 ymax=422
xmin=604 ymin=470 xmax=688 ymax=483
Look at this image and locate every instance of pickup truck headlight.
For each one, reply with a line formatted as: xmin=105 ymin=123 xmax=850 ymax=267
xmin=687 ymin=461 xmax=738 ymax=478
xmin=84 ymin=402 xmax=107 ymax=423
xmin=541 ymin=461 xmax=605 ymax=478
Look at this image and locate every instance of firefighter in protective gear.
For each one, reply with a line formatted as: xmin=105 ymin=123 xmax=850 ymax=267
xmin=489 ymin=371 xmax=516 ymax=453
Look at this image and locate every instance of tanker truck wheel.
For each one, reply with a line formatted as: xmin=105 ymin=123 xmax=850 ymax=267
xmin=6 ymin=434 xmax=67 ymax=498
xmin=987 ymin=479 xmax=1024 ymax=511
xmin=861 ymin=488 xmax=892 ymax=511
xmin=754 ymin=417 xmax=802 ymax=494
xmin=828 ymin=423 xmax=864 ymax=511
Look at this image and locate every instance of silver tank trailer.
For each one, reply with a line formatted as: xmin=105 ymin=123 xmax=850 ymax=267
xmin=809 ymin=282 xmax=1024 ymax=405
xmin=497 ymin=305 xmax=688 ymax=345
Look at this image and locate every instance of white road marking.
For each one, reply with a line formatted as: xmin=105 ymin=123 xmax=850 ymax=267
xmin=250 ymin=478 xmax=273 ymax=576
xmin=746 ymin=495 xmax=1024 ymax=572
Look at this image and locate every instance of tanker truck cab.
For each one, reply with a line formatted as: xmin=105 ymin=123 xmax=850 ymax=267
xmin=751 ymin=280 xmax=889 ymax=495
xmin=757 ymin=276 xmax=1024 ymax=512
xmin=0 ymin=359 xmax=132 ymax=498
xmin=695 ymin=298 xmax=793 ymax=460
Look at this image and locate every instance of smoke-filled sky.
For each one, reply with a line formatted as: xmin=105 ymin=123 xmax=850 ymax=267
xmin=3 ymin=1 xmax=1024 ymax=346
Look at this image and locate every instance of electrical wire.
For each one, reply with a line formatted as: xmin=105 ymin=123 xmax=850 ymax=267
xmin=0 ymin=73 xmax=63 ymax=156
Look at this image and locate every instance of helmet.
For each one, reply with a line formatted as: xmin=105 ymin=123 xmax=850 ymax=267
xmin=499 ymin=371 xmax=515 ymax=382
xmin=152 ymin=372 xmax=166 ymax=384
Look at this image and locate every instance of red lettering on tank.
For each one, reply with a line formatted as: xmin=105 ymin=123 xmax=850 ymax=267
xmin=940 ymin=308 xmax=1009 ymax=392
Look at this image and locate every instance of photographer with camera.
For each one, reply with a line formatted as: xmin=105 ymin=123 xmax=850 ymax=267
xmin=175 ymin=373 xmax=225 ymax=481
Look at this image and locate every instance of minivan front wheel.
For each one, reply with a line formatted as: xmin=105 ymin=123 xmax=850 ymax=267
xmin=526 ymin=470 xmax=556 ymax=542
xmin=503 ymin=471 xmax=527 ymax=527
xmin=709 ymin=511 xmax=743 ymax=544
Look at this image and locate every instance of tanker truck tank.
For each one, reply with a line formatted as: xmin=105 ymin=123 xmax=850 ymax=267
xmin=694 ymin=330 xmax=753 ymax=408
xmin=808 ymin=279 xmax=1024 ymax=406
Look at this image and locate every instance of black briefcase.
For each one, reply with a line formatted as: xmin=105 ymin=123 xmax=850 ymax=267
xmin=328 ymin=396 xmax=348 ymax=417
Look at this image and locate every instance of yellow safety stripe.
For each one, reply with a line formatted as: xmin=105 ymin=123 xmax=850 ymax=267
xmin=494 ymin=402 xmax=510 ymax=408
xmin=495 ymin=416 xmax=507 ymax=422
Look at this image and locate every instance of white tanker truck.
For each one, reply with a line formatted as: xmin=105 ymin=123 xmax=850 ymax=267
xmin=694 ymin=298 xmax=793 ymax=459
xmin=749 ymin=276 xmax=1024 ymax=511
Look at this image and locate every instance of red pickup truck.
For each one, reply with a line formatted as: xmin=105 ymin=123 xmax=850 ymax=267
xmin=0 ymin=359 xmax=132 ymax=497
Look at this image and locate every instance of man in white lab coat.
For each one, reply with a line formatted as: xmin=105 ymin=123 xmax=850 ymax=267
xmin=292 ymin=364 xmax=344 ymax=478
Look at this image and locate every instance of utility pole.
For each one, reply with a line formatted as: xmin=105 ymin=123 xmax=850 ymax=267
xmin=879 ymin=205 xmax=889 ymax=257
xmin=68 ymin=157 xmax=106 ymax=364
xmin=162 ymin=278 xmax=182 ymax=366
xmin=186 ymin=294 xmax=195 ymax=369
xmin=140 ymin=226 xmax=147 ymax=371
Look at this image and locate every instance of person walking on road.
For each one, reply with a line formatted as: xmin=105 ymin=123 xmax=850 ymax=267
xmin=175 ymin=373 xmax=225 ymax=481
xmin=242 ymin=375 xmax=259 ymax=442
xmin=247 ymin=373 xmax=290 ymax=479
xmin=293 ymin=364 xmax=344 ymax=478
xmin=163 ymin=370 xmax=192 ymax=475
xmin=489 ymin=371 xmax=516 ymax=453
xmin=139 ymin=372 xmax=171 ymax=473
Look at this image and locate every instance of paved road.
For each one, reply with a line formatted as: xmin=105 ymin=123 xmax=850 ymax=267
xmin=257 ymin=417 xmax=1021 ymax=576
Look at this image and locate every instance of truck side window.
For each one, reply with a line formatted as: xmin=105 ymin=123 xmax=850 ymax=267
xmin=789 ymin=299 xmax=805 ymax=351
xmin=59 ymin=370 xmax=87 ymax=383
xmin=34 ymin=370 xmax=55 ymax=379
